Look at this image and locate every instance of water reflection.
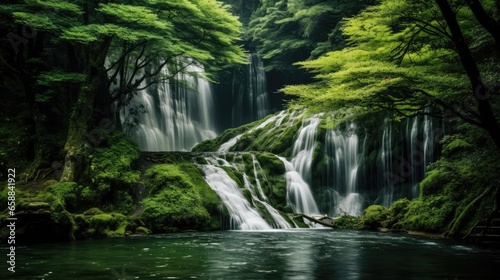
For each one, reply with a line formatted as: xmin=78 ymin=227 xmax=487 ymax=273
xmin=2 ymin=230 xmax=499 ymax=280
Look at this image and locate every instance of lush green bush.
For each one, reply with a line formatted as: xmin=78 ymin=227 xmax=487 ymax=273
xmin=406 ymin=125 xmax=499 ymax=235
xmin=402 ymin=196 xmax=456 ymax=232
xmin=88 ymin=132 xmax=140 ymax=214
xmin=386 ymin=198 xmax=410 ymax=228
xmin=361 ymin=205 xmax=389 ymax=229
xmin=334 ymin=215 xmax=362 ymax=229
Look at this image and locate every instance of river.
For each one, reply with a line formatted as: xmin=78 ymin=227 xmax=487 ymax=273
xmin=2 ymin=229 xmax=499 ymax=279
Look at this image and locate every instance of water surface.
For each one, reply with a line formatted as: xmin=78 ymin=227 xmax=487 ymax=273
xmin=2 ymin=229 xmax=499 ymax=279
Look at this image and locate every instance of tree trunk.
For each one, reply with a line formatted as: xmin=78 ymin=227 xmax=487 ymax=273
xmin=60 ymin=38 xmax=112 ymax=182
xmin=467 ymin=0 xmax=500 ymax=50
xmin=436 ymin=0 xmax=500 ymax=150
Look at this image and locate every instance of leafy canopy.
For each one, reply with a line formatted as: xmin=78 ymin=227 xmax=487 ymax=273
xmin=283 ymin=0 xmax=498 ymax=118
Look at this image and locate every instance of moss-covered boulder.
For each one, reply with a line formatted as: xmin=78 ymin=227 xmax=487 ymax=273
xmin=141 ymin=163 xmax=220 ymax=232
xmin=0 ymin=200 xmax=76 ymax=243
xmin=362 ymin=205 xmax=389 ymax=229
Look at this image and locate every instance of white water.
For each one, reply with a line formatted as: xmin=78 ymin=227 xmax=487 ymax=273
xmin=325 ymin=123 xmax=364 ymax=216
xmin=120 ymin=59 xmax=217 ymax=151
xmin=201 ymin=164 xmax=272 ymax=230
xmin=231 ymin=54 xmax=271 ymax=127
xmin=377 ymin=119 xmax=394 ymax=207
xmin=242 ymin=175 xmax=292 ymax=229
xmin=278 ymin=156 xmax=320 ymax=216
xmin=291 ymin=116 xmax=322 ymax=184
xmin=201 ymin=155 xmax=292 ymax=229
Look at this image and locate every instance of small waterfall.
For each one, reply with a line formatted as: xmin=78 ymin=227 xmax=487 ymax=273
xmin=120 ymin=60 xmax=217 ymax=151
xmin=278 ymin=156 xmax=320 ymax=215
xmin=200 ymin=164 xmax=272 ymax=230
xmin=377 ymin=119 xmax=394 ymax=207
xmin=200 ymin=154 xmax=292 ymax=229
xmin=325 ymin=123 xmax=364 ymax=216
xmin=405 ymin=113 xmax=434 ymax=198
xmin=243 ymin=175 xmax=291 ymax=229
xmin=231 ymin=54 xmax=271 ymax=127
xmin=291 ymin=116 xmax=322 ymax=184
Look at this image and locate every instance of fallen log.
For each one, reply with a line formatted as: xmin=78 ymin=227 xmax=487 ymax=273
xmin=292 ymin=213 xmax=336 ymax=228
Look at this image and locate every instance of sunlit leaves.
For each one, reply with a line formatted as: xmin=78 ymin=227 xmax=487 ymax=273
xmin=283 ymin=0 xmax=494 ymax=117
xmin=97 ymin=3 xmax=171 ymax=30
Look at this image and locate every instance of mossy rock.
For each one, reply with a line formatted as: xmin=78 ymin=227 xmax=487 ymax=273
xmin=386 ymin=198 xmax=411 ymax=228
xmin=88 ymin=213 xmax=130 ymax=238
xmin=334 ymin=215 xmax=362 ymax=230
xmin=142 ymin=163 xmax=220 ymax=232
xmin=1 ymin=204 xmax=76 ymax=243
xmin=362 ymin=205 xmax=389 ymax=229
xmin=135 ymin=226 xmax=152 ymax=234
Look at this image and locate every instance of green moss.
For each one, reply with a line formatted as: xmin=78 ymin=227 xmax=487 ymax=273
xmin=135 ymin=226 xmax=152 ymax=234
xmin=361 ymin=205 xmax=389 ymax=229
xmin=255 ymin=152 xmax=285 ymax=175
xmin=89 ymin=213 xmax=130 ymax=238
xmin=85 ymin=132 xmax=140 ymax=214
xmin=387 ymin=198 xmax=410 ymax=228
xmin=142 ymin=163 xmax=220 ymax=232
xmin=441 ymin=135 xmax=473 ymax=157
xmin=333 ymin=215 xmax=362 ymax=229
xmin=220 ymin=166 xmax=243 ymax=187
xmin=402 ymin=196 xmax=455 ymax=233
xmin=242 ymin=189 xmax=254 ymax=206
xmin=192 ymin=121 xmax=255 ymax=152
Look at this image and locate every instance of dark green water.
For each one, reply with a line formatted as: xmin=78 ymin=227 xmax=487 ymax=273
xmin=1 ymin=229 xmax=499 ymax=279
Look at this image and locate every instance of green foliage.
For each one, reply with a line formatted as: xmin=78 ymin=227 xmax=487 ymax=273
xmin=361 ymin=205 xmax=389 ymax=229
xmin=334 ymin=215 xmax=362 ymax=230
xmin=386 ymin=198 xmax=410 ymax=229
xmin=401 ymin=124 xmax=500 ymax=235
xmin=89 ymin=132 xmax=140 ymax=214
xmin=402 ymin=196 xmax=455 ymax=233
xmin=42 ymin=182 xmax=79 ymax=211
xmin=440 ymin=135 xmax=473 ymax=158
xmin=282 ymin=0 xmax=497 ymax=119
xmin=135 ymin=226 xmax=152 ymax=234
xmin=88 ymin=213 xmax=130 ymax=238
xmin=247 ymin=0 xmax=369 ymax=78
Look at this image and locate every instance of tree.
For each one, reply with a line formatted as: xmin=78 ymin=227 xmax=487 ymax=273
xmin=1 ymin=0 xmax=246 ymax=182
xmin=283 ymin=0 xmax=500 ymax=149
xmin=246 ymin=0 xmax=371 ymax=75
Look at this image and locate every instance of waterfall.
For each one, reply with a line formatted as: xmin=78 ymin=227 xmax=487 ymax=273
xmin=324 ymin=123 xmax=364 ymax=216
xmin=231 ymin=54 xmax=271 ymax=127
xmin=200 ymin=154 xmax=292 ymax=229
xmin=405 ymin=113 xmax=434 ymax=198
xmin=120 ymin=60 xmax=217 ymax=151
xmin=278 ymin=156 xmax=320 ymax=216
xmin=291 ymin=116 xmax=322 ymax=184
xmin=377 ymin=119 xmax=394 ymax=207
xmin=201 ymin=164 xmax=272 ymax=230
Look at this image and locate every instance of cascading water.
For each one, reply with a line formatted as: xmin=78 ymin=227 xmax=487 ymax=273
xmin=200 ymin=154 xmax=292 ymax=229
xmin=120 ymin=60 xmax=217 ymax=151
xmin=291 ymin=116 xmax=322 ymax=184
xmin=324 ymin=123 xmax=364 ymax=216
xmin=201 ymin=163 xmax=272 ymax=230
xmin=230 ymin=54 xmax=271 ymax=127
xmin=278 ymin=156 xmax=320 ymax=216
xmin=405 ymin=113 xmax=435 ymax=198
xmin=377 ymin=119 xmax=394 ymax=207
